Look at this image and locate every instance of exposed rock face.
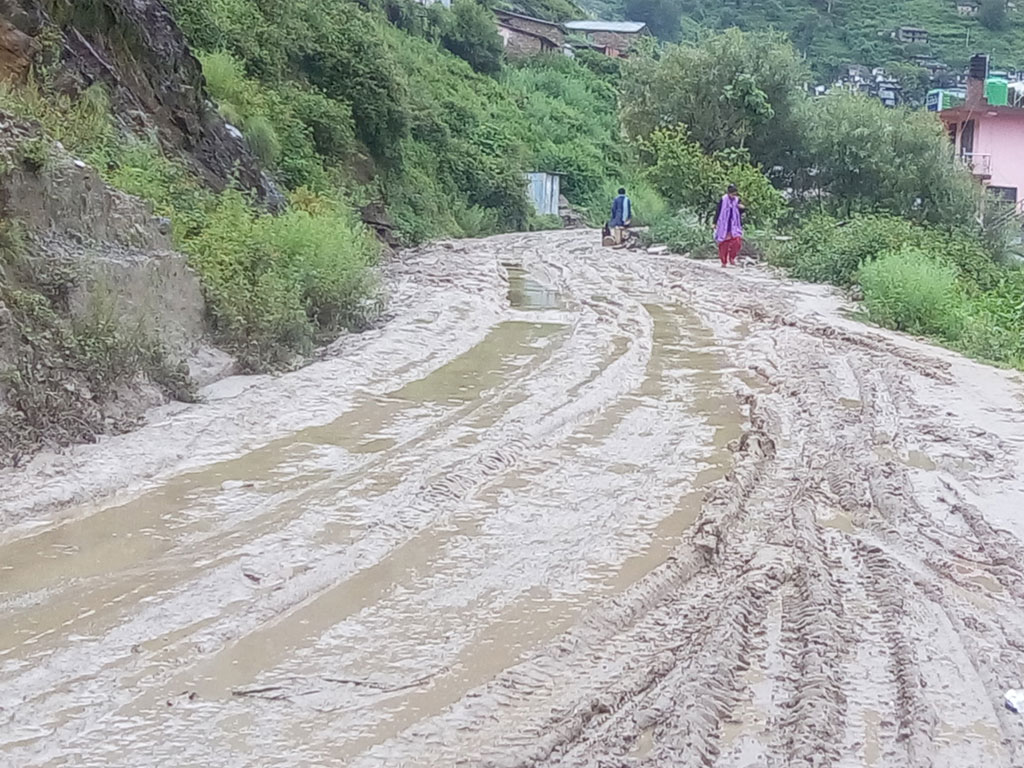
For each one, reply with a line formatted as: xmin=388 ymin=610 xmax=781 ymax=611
xmin=0 ymin=113 xmax=233 ymax=465
xmin=0 ymin=13 xmax=39 ymax=82
xmin=0 ymin=0 xmax=282 ymax=207
xmin=0 ymin=114 xmax=206 ymax=358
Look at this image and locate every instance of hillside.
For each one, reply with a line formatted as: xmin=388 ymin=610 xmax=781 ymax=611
xmin=0 ymin=0 xmax=624 ymax=463
xmin=584 ymin=0 xmax=1024 ymax=77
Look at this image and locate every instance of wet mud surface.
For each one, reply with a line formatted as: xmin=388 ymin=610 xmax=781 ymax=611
xmin=3 ymin=231 xmax=1024 ymax=766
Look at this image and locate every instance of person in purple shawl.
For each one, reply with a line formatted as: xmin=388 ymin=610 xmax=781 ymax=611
xmin=714 ymin=184 xmax=745 ymax=267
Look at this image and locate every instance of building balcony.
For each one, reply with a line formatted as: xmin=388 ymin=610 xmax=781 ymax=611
xmin=960 ymin=152 xmax=992 ymax=177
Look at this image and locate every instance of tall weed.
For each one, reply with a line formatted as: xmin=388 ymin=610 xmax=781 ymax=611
xmin=857 ymin=248 xmax=963 ymax=339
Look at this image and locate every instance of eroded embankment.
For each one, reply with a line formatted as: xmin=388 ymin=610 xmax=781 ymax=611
xmin=1 ymin=230 xmax=1024 ymax=768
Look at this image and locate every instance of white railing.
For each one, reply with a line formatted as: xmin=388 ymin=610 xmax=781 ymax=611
xmin=960 ymin=152 xmax=992 ymax=175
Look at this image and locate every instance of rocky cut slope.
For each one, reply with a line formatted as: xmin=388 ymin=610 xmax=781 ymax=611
xmin=0 ymin=0 xmax=268 ymax=466
xmin=0 ymin=0 xmax=278 ymax=202
xmin=0 ymin=111 xmax=237 ymax=467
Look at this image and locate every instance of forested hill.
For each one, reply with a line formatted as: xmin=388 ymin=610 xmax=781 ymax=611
xmin=593 ymin=0 xmax=1024 ymax=76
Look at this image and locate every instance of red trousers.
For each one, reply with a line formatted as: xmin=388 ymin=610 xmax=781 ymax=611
xmin=718 ymin=237 xmax=742 ymax=265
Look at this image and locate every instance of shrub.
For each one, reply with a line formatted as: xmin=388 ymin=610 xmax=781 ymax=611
xmin=186 ymin=191 xmax=378 ymax=368
xmin=454 ymin=203 xmax=501 ymax=238
xmin=199 ymin=50 xmax=248 ymax=109
xmin=15 ymin=136 xmax=52 ymax=172
xmin=645 ymin=211 xmax=714 ymax=257
xmin=242 ymin=114 xmax=281 ymax=165
xmin=957 ymin=275 xmax=1024 ymax=366
xmin=777 ymin=215 xmax=917 ymax=286
xmin=857 ymin=247 xmax=963 ymax=339
xmin=775 ymin=214 xmax=1002 ymax=289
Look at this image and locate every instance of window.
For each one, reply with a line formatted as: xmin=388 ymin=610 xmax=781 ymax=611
xmin=988 ymin=186 xmax=1018 ymax=204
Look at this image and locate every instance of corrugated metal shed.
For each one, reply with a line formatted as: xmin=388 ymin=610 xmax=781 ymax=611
xmin=526 ymin=172 xmax=561 ymax=216
xmin=564 ymin=20 xmax=648 ymax=33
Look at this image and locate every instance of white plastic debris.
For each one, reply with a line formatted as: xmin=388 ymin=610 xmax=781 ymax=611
xmin=221 ymin=480 xmax=254 ymax=491
xmin=1004 ymin=689 xmax=1024 ymax=713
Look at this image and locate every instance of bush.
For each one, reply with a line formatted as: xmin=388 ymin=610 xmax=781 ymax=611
xmin=775 ymin=214 xmax=1002 ymax=289
xmin=857 ymin=247 xmax=963 ymax=339
xmin=957 ymin=275 xmax=1024 ymax=366
xmin=776 ymin=215 xmax=916 ymax=286
xmin=186 ymin=191 xmax=378 ymax=368
xmin=645 ymin=211 xmax=715 ymax=257
xmin=242 ymin=114 xmax=281 ymax=165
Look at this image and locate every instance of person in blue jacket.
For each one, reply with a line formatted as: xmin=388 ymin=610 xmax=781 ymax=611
xmin=606 ymin=187 xmax=632 ymax=246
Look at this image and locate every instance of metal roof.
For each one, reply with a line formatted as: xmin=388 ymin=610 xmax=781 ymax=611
xmin=563 ymin=20 xmax=648 ymax=33
xmin=494 ymin=9 xmax=562 ymax=27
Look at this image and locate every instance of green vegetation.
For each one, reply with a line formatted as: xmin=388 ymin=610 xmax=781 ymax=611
xmin=639 ymin=126 xmax=784 ymax=225
xmin=858 ymin=247 xmax=964 ymax=337
xmin=770 ymin=214 xmax=1024 ymax=367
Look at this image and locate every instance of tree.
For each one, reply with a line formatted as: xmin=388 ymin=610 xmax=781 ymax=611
xmin=620 ymin=29 xmax=808 ymax=174
xmin=980 ymin=0 xmax=1007 ymax=30
xmin=799 ymin=92 xmax=980 ymax=227
xmin=639 ymin=126 xmax=784 ymax=224
xmin=441 ymin=0 xmax=503 ymax=75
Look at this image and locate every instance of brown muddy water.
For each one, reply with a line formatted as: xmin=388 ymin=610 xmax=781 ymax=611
xmin=3 ymin=231 xmax=1024 ymax=767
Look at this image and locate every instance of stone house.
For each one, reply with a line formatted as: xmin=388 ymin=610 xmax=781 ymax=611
xmin=497 ymin=23 xmax=560 ymax=57
xmin=957 ymin=1 xmax=979 ymax=14
xmin=562 ymin=20 xmax=649 ymax=57
xmin=494 ymin=10 xmax=564 ymax=57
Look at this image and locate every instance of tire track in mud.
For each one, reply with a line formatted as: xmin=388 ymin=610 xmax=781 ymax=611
xmin=349 ymin=235 xmax=1024 ymax=768
xmin=2 ymin=231 xmax=1024 ymax=767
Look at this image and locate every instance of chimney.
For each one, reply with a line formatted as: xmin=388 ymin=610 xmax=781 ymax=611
xmin=967 ymin=53 xmax=989 ymax=107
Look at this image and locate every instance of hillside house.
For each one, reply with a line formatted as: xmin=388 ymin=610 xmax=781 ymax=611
xmin=563 ymin=20 xmax=649 ymax=57
xmin=896 ymin=26 xmax=929 ymax=44
xmin=957 ymin=1 xmax=979 ymax=14
xmin=937 ymin=55 xmax=1024 ymax=211
xmin=494 ymin=10 xmax=564 ymax=57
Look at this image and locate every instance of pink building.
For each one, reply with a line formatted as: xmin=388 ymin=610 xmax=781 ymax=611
xmin=939 ymin=58 xmax=1024 ymax=210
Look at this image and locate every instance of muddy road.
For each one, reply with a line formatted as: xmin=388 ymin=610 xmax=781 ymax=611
xmin=2 ymin=230 xmax=1024 ymax=767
